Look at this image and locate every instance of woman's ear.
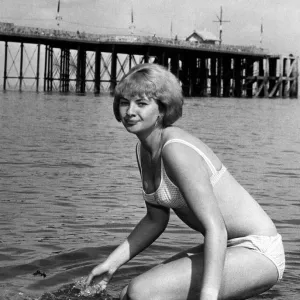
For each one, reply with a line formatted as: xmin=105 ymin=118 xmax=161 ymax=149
xmin=158 ymin=110 xmax=165 ymax=119
xmin=155 ymin=114 xmax=164 ymax=127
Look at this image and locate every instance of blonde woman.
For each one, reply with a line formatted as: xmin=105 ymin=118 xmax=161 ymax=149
xmin=85 ymin=63 xmax=285 ymax=300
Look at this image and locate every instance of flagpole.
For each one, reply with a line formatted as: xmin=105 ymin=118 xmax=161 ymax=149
xmin=260 ymin=18 xmax=263 ymax=48
xmin=56 ymin=0 xmax=62 ymax=28
xmin=129 ymin=1 xmax=135 ymax=34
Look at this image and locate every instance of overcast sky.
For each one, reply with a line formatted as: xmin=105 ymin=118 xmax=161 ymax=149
xmin=0 ymin=0 xmax=300 ymax=56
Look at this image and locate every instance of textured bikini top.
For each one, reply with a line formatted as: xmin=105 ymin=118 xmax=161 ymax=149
xmin=136 ymin=139 xmax=227 ymax=209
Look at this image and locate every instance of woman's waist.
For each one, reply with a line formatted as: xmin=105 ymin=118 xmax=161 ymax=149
xmin=174 ymin=206 xmax=277 ymax=238
xmin=224 ymin=216 xmax=277 ymax=239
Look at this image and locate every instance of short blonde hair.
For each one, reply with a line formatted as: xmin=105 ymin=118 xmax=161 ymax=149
xmin=113 ymin=63 xmax=183 ymax=127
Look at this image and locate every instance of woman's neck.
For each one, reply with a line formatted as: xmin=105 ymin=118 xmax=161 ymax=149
xmin=137 ymin=127 xmax=164 ymax=159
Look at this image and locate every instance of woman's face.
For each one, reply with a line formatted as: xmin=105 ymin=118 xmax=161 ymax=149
xmin=118 ymin=93 xmax=161 ymax=135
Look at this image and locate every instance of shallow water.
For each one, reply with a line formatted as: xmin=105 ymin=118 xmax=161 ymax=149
xmin=0 ymin=91 xmax=299 ymax=299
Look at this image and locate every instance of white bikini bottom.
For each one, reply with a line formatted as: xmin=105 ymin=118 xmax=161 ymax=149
xmin=227 ymin=233 xmax=285 ymax=280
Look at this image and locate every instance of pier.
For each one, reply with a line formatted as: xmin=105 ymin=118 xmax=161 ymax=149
xmin=0 ymin=22 xmax=298 ymax=98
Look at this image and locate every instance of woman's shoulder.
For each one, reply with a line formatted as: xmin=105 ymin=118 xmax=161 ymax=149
xmin=161 ymin=127 xmax=203 ymax=161
xmin=161 ymin=126 xmax=223 ymax=170
xmin=162 ymin=126 xmax=194 ymax=142
xmin=162 ymin=126 xmax=205 ymax=149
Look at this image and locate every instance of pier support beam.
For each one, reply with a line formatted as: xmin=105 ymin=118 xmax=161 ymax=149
xmin=144 ymin=47 xmax=150 ymax=63
xmin=94 ymin=47 xmax=101 ymax=94
xmin=290 ymin=56 xmax=298 ymax=98
xmin=110 ymin=45 xmax=117 ymax=95
xmin=170 ymin=54 xmax=179 ymax=77
xmin=60 ymin=48 xmax=70 ymax=93
xmin=44 ymin=45 xmax=48 ymax=92
xmin=210 ymin=58 xmax=217 ymax=97
xmin=188 ymin=55 xmax=197 ymax=97
xmin=287 ymin=56 xmax=298 ymax=98
xmin=129 ymin=54 xmax=133 ymax=69
xmin=268 ymin=58 xmax=277 ymax=97
xmin=255 ymin=59 xmax=265 ymax=97
xmin=45 ymin=45 xmax=51 ymax=92
xmin=36 ymin=44 xmax=40 ymax=92
xmin=233 ymin=57 xmax=242 ymax=97
xmin=278 ymin=56 xmax=283 ymax=98
xmin=180 ymin=54 xmax=190 ymax=96
xmin=19 ymin=42 xmax=24 ymax=91
xmin=217 ymin=57 xmax=222 ymax=97
xmin=76 ymin=45 xmax=86 ymax=94
xmin=245 ymin=58 xmax=254 ymax=97
xmin=223 ymin=57 xmax=231 ymax=97
xmin=282 ymin=57 xmax=288 ymax=97
xmin=263 ymin=59 xmax=269 ymax=97
xmin=44 ymin=45 xmax=54 ymax=92
xmin=161 ymin=51 xmax=168 ymax=68
xmin=3 ymin=41 xmax=8 ymax=91
xmin=199 ymin=57 xmax=207 ymax=96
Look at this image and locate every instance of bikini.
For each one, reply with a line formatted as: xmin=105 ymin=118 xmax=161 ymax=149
xmin=136 ymin=138 xmax=285 ymax=281
xmin=136 ymin=138 xmax=227 ymax=209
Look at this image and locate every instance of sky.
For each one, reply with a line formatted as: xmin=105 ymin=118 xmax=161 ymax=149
xmin=0 ymin=0 xmax=300 ymax=56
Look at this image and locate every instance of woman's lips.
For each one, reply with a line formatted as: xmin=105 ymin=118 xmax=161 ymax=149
xmin=125 ymin=119 xmax=139 ymax=125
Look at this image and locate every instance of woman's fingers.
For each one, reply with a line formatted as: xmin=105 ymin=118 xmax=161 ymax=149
xmin=80 ymin=275 xmax=108 ymax=297
xmin=97 ymin=279 xmax=108 ymax=291
xmin=84 ymin=265 xmax=112 ymax=288
xmin=84 ymin=272 xmax=95 ymax=287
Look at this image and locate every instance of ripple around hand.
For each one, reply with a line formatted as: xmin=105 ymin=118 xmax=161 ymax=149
xmin=35 ymin=281 xmax=116 ymax=300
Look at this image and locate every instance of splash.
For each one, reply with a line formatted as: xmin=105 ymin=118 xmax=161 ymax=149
xmin=14 ymin=278 xmax=115 ymax=300
xmin=73 ymin=277 xmax=113 ymax=298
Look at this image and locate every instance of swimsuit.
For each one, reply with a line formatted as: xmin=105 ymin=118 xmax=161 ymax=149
xmin=228 ymin=233 xmax=285 ymax=280
xmin=136 ymin=138 xmax=227 ymax=209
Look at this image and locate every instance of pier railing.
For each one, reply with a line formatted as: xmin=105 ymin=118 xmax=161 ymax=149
xmin=0 ymin=22 xmax=268 ymax=56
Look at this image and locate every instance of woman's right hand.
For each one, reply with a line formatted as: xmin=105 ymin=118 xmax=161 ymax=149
xmin=84 ymin=262 xmax=115 ymax=291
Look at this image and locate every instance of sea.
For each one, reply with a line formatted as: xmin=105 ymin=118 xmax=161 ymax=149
xmin=0 ymin=91 xmax=299 ymax=300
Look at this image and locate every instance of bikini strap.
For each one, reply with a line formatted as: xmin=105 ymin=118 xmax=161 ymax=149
xmin=162 ymin=139 xmax=218 ymax=175
xmin=136 ymin=142 xmax=142 ymax=176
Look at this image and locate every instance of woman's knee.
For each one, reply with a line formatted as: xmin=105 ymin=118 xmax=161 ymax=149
xmin=124 ymin=277 xmax=153 ymax=300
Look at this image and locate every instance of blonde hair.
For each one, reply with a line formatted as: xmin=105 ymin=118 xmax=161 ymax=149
xmin=113 ymin=63 xmax=183 ymax=127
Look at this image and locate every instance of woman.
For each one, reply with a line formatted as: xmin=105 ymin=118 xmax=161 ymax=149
xmin=85 ymin=63 xmax=285 ymax=300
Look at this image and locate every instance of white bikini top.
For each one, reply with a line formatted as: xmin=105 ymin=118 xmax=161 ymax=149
xmin=136 ymin=139 xmax=227 ymax=209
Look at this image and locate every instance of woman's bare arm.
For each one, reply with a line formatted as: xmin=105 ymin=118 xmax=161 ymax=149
xmin=120 ymin=202 xmax=170 ymax=265
xmin=85 ymin=203 xmax=170 ymax=287
xmin=162 ymin=142 xmax=227 ymax=299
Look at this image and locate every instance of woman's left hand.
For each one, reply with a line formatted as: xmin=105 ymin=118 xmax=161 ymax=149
xmin=84 ymin=262 xmax=115 ymax=290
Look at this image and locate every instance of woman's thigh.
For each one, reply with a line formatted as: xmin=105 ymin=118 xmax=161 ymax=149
xmin=121 ymin=246 xmax=278 ymax=300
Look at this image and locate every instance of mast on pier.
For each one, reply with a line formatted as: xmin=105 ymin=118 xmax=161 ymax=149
xmin=260 ymin=18 xmax=264 ymax=48
xmin=213 ymin=6 xmax=230 ymax=45
xmin=129 ymin=3 xmax=135 ymax=34
xmin=56 ymin=0 xmax=62 ymax=28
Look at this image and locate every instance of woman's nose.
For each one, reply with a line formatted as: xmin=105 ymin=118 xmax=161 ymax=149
xmin=126 ymin=103 xmax=136 ymax=116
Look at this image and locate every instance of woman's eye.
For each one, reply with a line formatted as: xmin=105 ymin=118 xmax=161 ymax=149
xmin=119 ymin=101 xmax=129 ymax=106
xmin=138 ymin=102 xmax=147 ymax=107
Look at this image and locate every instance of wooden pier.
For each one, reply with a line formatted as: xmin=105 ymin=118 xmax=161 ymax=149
xmin=0 ymin=22 xmax=298 ymax=98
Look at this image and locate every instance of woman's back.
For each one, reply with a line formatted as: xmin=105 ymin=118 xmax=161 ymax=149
xmin=162 ymin=126 xmax=277 ymax=238
xmin=212 ymin=170 xmax=277 ymax=238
